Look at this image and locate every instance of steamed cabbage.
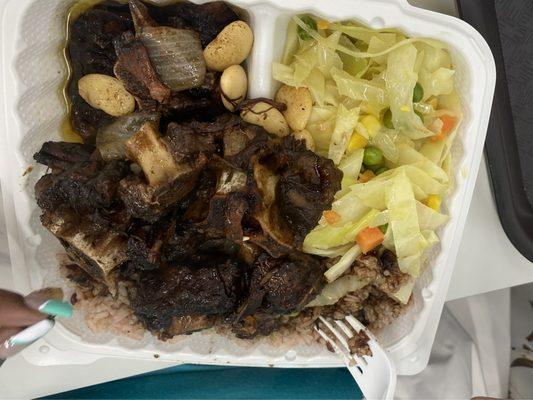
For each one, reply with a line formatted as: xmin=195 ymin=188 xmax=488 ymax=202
xmin=329 ymin=104 xmax=360 ymax=164
xmin=274 ymin=15 xmax=462 ymax=306
xmin=308 ymin=275 xmax=369 ymax=306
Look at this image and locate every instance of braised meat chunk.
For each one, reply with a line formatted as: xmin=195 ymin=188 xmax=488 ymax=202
xmin=261 ymin=253 xmax=326 ymax=314
xmin=114 ymin=31 xmax=171 ymax=106
xmin=67 ymin=4 xmax=134 ymax=141
xmin=34 ymin=142 xmax=129 ymax=214
xmin=119 ymin=172 xmax=201 ymax=222
xmin=275 ymin=136 xmax=342 ymax=245
xmin=34 ymin=141 xmax=94 ymax=171
xmin=231 ymin=251 xmax=326 ymax=339
xmin=127 ymin=257 xmax=244 ymax=333
xmin=149 ymin=1 xmax=240 ymax=47
xmin=198 ymin=191 xmax=248 ymax=242
xmin=235 ymin=252 xmax=326 ymax=320
xmin=33 ymin=0 xmax=364 ymax=343
xmin=243 ymin=135 xmax=343 ymax=255
xmin=34 ymin=114 xmax=343 ymax=339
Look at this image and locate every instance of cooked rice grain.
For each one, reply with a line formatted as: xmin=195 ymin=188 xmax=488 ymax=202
xmin=59 ymin=262 xmax=409 ymax=349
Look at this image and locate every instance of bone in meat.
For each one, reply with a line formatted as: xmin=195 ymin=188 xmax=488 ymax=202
xmin=125 ymin=122 xmax=180 ymax=187
xmin=41 ymin=210 xmax=127 ymax=290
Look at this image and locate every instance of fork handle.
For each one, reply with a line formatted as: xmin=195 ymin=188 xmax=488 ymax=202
xmin=345 ymin=362 xmax=396 ymax=400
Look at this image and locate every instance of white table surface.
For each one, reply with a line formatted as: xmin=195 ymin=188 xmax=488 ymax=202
xmin=1 ymin=0 xmax=532 ymax=398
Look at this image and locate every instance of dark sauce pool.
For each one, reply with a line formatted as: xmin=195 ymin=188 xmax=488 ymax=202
xmin=62 ymin=0 xmax=246 ymax=142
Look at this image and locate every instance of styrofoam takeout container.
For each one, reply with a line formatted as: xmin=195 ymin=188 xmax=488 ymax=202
xmin=0 ymin=0 xmax=495 ymax=375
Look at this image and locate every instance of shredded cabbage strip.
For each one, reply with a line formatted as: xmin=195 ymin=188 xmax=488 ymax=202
xmin=274 ymin=15 xmax=462 ymax=306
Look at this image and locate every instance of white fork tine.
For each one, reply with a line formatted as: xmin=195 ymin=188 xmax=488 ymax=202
xmin=333 ymin=318 xmax=369 ymax=367
xmin=319 ymin=317 xmax=368 ymax=368
xmin=340 ymin=316 xmax=370 ymax=366
xmin=314 ymin=326 xmax=359 ymax=369
xmin=318 ymin=316 xmax=350 ymax=351
xmin=317 ymin=317 xmax=368 ymax=367
xmin=334 ymin=319 xmax=354 ymax=339
xmin=345 ymin=315 xmax=368 ymax=335
xmin=317 ymin=315 xmax=397 ymax=400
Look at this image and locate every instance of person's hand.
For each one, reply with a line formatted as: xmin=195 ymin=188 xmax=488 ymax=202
xmin=0 ymin=288 xmax=72 ymax=361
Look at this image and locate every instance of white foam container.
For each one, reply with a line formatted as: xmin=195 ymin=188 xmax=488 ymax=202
xmin=0 ymin=0 xmax=495 ymax=375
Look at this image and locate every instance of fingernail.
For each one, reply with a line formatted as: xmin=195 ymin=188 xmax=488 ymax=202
xmin=24 ymin=288 xmax=63 ymax=307
xmin=6 ymin=337 xmax=29 ymax=347
xmin=39 ymin=300 xmax=73 ymax=318
xmin=24 ymin=289 xmax=71 ymax=318
xmin=4 ymin=320 xmax=55 ymax=349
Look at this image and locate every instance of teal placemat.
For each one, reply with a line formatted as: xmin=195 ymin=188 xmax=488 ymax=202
xmin=43 ymin=365 xmax=363 ymax=399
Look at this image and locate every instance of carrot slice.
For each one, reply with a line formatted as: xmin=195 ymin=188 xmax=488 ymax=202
xmin=324 ymin=210 xmax=341 ymax=225
xmin=440 ymin=115 xmax=457 ymax=135
xmin=356 ymin=226 xmax=384 ymax=253
xmin=358 ymin=170 xmax=375 ymax=183
xmin=429 ymin=131 xmax=446 ymax=142
xmin=430 ymin=115 xmax=457 ymax=142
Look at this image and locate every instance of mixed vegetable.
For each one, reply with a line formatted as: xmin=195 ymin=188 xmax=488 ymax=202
xmin=273 ymin=16 xmax=461 ymax=305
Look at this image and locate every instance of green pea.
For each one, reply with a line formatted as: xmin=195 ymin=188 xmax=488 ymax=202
xmin=413 ymin=83 xmax=424 ymax=103
xmin=366 ymin=163 xmax=384 ymax=173
xmin=297 ymin=16 xmax=317 ymax=40
xmin=375 ymin=166 xmax=389 ymax=175
xmin=383 ymin=109 xmax=393 ymax=129
xmin=379 ymin=224 xmax=388 ymax=234
xmin=363 ymin=146 xmax=384 ymax=167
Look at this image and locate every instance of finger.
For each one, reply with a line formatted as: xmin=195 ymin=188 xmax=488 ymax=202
xmin=0 ymin=327 xmax=24 ymax=359
xmin=24 ymin=288 xmax=72 ymax=318
xmin=0 ymin=290 xmax=45 ymax=328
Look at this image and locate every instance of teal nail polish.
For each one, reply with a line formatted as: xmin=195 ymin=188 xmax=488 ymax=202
xmin=39 ymin=300 xmax=73 ymax=318
xmin=8 ymin=337 xmax=30 ymax=347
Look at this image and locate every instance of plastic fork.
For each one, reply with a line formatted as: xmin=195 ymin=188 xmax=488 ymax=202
xmin=315 ymin=315 xmax=396 ymax=400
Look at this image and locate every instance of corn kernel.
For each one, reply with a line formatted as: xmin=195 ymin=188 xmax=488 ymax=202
xmin=317 ymin=19 xmax=330 ymax=30
xmin=360 ymin=115 xmax=382 ymax=138
xmin=400 ymin=105 xmax=410 ymax=112
xmin=425 ymin=195 xmax=442 ymax=211
xmin=348 ymin=133 xmax=368 ymax=153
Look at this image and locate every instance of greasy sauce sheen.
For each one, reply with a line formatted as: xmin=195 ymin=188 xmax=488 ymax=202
xmin=61 ymin=0 xmax=107 ymax=142
xmin=61 ymin=0 xmax=245 ymax=143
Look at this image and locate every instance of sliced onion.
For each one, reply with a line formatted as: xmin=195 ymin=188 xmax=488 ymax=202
xmin=96 ymin=111 xmax=160 ymax=161
xmin=307 ymin=275 xmax=369 ymax=307
xmin=139 ymin=27 xmax=206 ymax=92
